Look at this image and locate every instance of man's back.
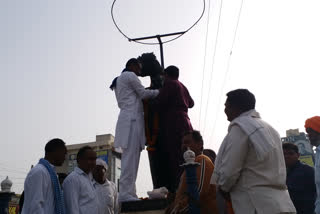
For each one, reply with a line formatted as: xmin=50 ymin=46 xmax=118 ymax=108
xmin=22 ymin=164 xmax=55 ymax=214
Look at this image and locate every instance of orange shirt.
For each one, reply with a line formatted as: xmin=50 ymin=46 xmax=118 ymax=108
xmin=166 ymin=154 xmax=218 ymax=214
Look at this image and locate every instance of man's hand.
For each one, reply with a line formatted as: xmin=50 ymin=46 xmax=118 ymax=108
xmin=218 ymin=187 xmax=231 ymax=202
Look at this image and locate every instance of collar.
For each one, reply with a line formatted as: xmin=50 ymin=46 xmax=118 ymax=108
xmin=74 ymin=166 xmax=87 ymax=175
xmin=238 ymin=109 xmax=260 ymax=119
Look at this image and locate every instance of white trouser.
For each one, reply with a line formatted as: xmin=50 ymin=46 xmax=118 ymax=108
xmin=118 ymin=122 xmax=142 ymax=202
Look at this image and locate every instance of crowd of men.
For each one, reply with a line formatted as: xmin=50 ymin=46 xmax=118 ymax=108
xmin=20 ymin=57 xmax=320 ymax=214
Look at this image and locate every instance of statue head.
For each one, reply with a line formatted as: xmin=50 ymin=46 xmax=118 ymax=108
xmin=137 ymin=53 xmax=163 ymax=89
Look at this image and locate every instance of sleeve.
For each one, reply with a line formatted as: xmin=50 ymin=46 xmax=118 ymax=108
xmin=128 ymin=73 xmax=159 ymax=99
xmin=196 ymin=157 xmax=212 ymax=195
xmin=21 ymin=170 xmax=46 ymax=214
xmin=63 ymin=176 xmax=80 ymax=214
xmin=215 ymin=125 xmax=248 ymax=192
xmin=184 ymin=85 xmax=194 ymax=108
xmin=113 ymin=183 xmax=119 ymax=214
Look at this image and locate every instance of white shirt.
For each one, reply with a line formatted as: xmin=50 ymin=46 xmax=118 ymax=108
xmin=95 ymin=180 xmax=118 ymax=214
xmin=213 ymin=110 xmax=296 ymax=214
xmin=22 ymin=163 xmax=56 ymax=214
xmin=114 ymin=71 xmax=159 ymax=149
xmin=63 ymin=167 xmax=99 ymax=214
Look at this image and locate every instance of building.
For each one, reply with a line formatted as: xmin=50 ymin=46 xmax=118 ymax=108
xmin=56 ymin=134 xmax=121 ymax=187
xmin=281 ymin=129 xmax=314 ymax=166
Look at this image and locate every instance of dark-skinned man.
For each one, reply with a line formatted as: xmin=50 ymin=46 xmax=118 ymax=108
xmin=305 ymin=116 xmax=320 ymax=214
xmin=212 ymin=89 xmax=296 ymax=214
xmin=93 ymin=158 xmax=118 ymax=214
xmin=63 ymin=146 xmax=98 ymax=214
xmin=166 ymin=130 xmax=218 ymax=214
xmin=22 ymin=138 xmax=67 ymax=214
xmin=283 ymin=143 xmax=316 ymax=214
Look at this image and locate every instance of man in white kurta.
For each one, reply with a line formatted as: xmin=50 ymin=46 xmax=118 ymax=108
xmin=94 ymin=159 xmax=119 ymax=214
xmin=111 ymin=58 xmax=159 ymax=202
xmin=63 ymin=146 xmax=99 ymax=214
xmin=22 ymin=139 xmax=67 ymax=214
xmin=212 ymin=89 xmax=296 ymax=214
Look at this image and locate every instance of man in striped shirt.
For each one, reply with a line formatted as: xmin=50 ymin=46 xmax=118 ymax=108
xmin=166 ymin=130 xmax=218 ymax=214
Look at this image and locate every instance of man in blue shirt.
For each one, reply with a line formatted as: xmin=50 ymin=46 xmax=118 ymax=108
xmin=283 ymin=143 xmax=316 ymax=214
xmin=305 ymin=116 xmax=320 ymax=214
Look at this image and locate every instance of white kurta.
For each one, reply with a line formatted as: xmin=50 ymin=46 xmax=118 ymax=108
xmin=95 ymin=180 xmax=119 ymax=214
xmin=114 ymin=71 xmax=159 ymax=150
xmin=113 ymin=71 xmax=158 ymax=202
xmin=22 ymin=163 xmax=56 ymax=214
xmin=213 ymin=110 xmax=296 ymax=214
xmin=63 ymin=167 xmax=99 ymax=214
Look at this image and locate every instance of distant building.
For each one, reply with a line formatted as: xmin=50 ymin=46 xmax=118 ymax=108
xmin=281 ymin=129 xmax=314 ymax=166
xmin=56 ymin=134 xmax=121 ymax=187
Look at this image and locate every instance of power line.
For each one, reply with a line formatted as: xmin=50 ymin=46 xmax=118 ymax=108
xmin=198 ymin=0 xmax=212 ymax=130
xmin=111 ymin=0 xmax=206 ymax=45
xmin=202 ymin=0 xmax=224 ymax=135
xmin=209 ymin=0 xmax=245 ymax=143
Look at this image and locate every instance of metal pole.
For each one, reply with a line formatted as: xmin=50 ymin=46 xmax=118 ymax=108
xmin=129 ymin=31 xmax=186 ymax=69
xmin=156 ymin=35 xmax=164 ymax=68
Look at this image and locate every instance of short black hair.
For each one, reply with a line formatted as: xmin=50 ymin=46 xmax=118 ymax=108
xmin=77 ymin=146 xmax=93 ymax=161
xmin=45 ymin=138 xmax=66 ymax=154
xmin=126 ymin=58 xmax=140 ymax=69
xmin=203 ymin=149 xmax=216 ymax=163
xmin=283 ymin=143 xmax=299 ymax=154
xmin=164 ymin=65 xmax=179 ymax=80
xmin=184 ymin=130 xmax=203 ymax=145
xmin=226 ymin=89 xmax=256 ymax=112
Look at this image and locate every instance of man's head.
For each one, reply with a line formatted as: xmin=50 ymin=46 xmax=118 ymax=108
xmin=44 ymin=138 xmax=67 ymax=166
xmin=77 ymin=146 xmax=97 ymax=174
xmin=93 ymin=159 xmax=108 ymax=184
xmin=182 ymin=130 xmax=203 ymax=156
xmin=225 ymin=89 xmax=256 ymax=121
xmin=164 ymin=65 xmax=179 ymax=80
xmin=305 ymin=116 xmax=320 ymax=147
xmin=126 ymin=58 xmax=142 ymax=76
xmin=203 ymin=149 xmax=216 ymax=164
xmin=283 ymin=143 xmax=300 ymax=168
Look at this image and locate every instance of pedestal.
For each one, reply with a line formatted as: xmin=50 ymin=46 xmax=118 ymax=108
xmin=0 ymin=192 xmax=14 ymax=214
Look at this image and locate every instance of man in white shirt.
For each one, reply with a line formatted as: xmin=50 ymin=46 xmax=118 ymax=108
xmin=63 ymin=146 xmax=99 ymax=214
xmin=22 ymin=138 xmax=67 ymax=214
xmin=110 ymin=58 xmax=159 ymax=202
xmin=212 ymin=89 xmax=296 ymax=214
xmin=93 ymin=158 xmax=118 ymax=214
xmin=305 ymin=116 xmax=320 ymax=214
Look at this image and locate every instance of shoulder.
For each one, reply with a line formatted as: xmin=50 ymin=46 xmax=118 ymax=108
xmin=63 ymin=171 xmax=79 ymax=185
xmin=27 ymin=164 xmax=48 ymax=177
xmin=299 ymin=162 xmax=315 ymax=173
xmin=196 ymin=154 xmax=213 ymax=166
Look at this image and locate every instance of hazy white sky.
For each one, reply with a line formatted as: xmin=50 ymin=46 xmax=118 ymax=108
xmin=1 ymin=0 xmax=320 ymax=195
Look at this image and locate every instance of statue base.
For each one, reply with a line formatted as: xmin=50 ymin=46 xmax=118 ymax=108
xmin=121 ymin=199 xmax=168 ymax=214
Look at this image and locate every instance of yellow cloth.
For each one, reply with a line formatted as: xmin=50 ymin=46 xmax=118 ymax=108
xmin=305 ymin=116 xmax=320 ymax=133
xmin=166 ymin=154 xmax=218 ymax=214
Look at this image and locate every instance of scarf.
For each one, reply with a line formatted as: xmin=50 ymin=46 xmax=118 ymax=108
xmin=39 ymin=158 xmax=65 ymax=214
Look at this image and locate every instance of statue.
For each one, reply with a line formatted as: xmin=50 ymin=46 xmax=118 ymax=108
xmin=137 ymin=53 xmax=164 ymax=189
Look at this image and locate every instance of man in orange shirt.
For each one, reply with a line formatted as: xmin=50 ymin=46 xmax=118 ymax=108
xmin=166 ymin=130 xmax=218 ymax=214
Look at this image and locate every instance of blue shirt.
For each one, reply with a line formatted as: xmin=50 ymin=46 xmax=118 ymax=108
xmin=315 ymin=146 xmax=320 ymax=214
xmin=286 ymin=160 xmax=316 ymax=214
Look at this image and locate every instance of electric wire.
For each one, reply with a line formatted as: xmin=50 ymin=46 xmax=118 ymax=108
xmin=111 ymin=0 xmax=206 ymax=45
xmin=209 ymin=0 xmax=245 ymax=143
xmin=202 ymin=0 xmax=224 ymax=135
xmin=198 ymin=0 xmax=213 ymax=130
